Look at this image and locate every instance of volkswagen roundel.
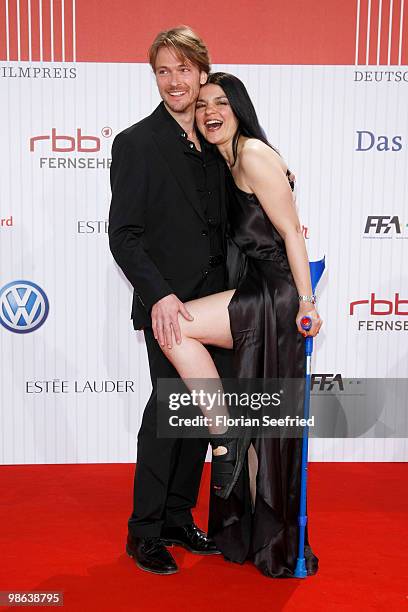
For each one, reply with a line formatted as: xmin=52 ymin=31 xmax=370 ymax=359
xmin=0 ymin=280 xmax=49 ymax=333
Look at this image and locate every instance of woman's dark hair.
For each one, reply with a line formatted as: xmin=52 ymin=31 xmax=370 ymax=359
xmin=206 ymin=72 xmax=279 ymax=166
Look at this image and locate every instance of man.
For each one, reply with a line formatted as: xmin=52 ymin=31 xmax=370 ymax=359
xmin=108 ymin=26 xmax=232 ymax=575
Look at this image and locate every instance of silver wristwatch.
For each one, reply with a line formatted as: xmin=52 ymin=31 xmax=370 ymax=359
xmin=298 ymin=294 xmax=316 ymax=304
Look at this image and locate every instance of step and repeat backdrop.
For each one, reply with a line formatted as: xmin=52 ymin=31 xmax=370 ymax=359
xmin=1 ymin=0 xmax=407 ymax=463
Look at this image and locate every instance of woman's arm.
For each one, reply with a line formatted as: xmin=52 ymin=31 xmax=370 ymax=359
xmin=239 ymin=141 xmax=322 ymax=336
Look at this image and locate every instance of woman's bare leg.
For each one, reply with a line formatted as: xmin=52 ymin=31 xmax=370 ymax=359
xmin=161 ymin=288 xmax=252 ymax=499
xmin=161 ymin=289 xmax=235 ymax=436
xmin=162 ymin=289 xmax=234 ymax=371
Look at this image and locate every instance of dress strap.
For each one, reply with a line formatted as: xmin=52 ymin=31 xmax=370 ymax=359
xmin=286 ymin=168 xmax=295 ymax=191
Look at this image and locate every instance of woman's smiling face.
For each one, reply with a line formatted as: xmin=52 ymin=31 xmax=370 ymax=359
xmin=195 ymin=83 xmax=239 ymax=146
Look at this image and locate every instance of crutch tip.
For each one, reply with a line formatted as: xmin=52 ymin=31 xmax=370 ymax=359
xmin=294 ymin=558 xmax=307 ymax=578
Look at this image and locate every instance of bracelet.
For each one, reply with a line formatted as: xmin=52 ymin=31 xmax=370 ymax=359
xmin=298 ymin=294 xmax=316 ymax=304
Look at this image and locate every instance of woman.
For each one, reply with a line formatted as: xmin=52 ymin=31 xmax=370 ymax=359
xmin=157 ymin=72 xmax=322 ymax=577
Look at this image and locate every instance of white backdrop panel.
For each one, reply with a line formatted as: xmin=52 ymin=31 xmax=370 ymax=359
xmin=0 ymin=62 xmax=407 ymax=463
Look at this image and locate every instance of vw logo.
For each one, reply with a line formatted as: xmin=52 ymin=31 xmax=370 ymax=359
xmin=0 ymin=280 xmax=49 ymax=333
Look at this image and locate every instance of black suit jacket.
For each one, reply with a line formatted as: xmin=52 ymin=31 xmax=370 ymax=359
xmin=108 ymin=102 xmax=228 ymax=330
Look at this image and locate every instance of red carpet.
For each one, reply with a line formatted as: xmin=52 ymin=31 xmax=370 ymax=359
xmin=0 ymin=463 xmax=407 ymax=611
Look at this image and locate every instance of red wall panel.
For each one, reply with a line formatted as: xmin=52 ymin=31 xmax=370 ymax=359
xmin=75 ymin=0 xmax=357 ymax=65
xmin=2 ymin=0 xmax=405 ymax=65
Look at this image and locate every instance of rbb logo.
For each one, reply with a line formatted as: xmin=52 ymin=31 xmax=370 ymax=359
xmin=311 ymin=374 xmax=344 ymax=391
xmin=30 ymin=129 xmax=100 ymax=153
xmin=350 ymin=293 xmax=408 ymax=315
xmin=364 ymin=216 xmax=401 ymax=234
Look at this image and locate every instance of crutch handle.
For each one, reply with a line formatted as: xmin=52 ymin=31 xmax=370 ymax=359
xmin=300 ymin=316 xmax=313 ymax=355
xmin=300 ymin=316 xmax=312 ymax=331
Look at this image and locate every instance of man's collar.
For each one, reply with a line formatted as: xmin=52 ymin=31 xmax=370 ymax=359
xmin=159 ymin=102 xmax=213 ymax=149
xmin=159 ymin=101 xmax=192 ymax=139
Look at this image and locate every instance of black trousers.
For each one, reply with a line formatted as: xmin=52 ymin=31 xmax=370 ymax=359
xmin=128 ymin=271 xmax=234 ymax=538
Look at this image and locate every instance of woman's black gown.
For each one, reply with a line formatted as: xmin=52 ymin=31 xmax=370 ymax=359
xmin=208 ymin=170 xmax=319 ymax=578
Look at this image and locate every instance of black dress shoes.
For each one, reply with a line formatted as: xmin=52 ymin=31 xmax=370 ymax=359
xmin=161 ymin=523 xmax=221 ymax=555
xmin=126 ymin=534 xmax=178 ymax=575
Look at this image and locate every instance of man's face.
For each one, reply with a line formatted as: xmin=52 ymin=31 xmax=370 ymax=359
xmin=154 ymin=46 xmax=207 ymax=114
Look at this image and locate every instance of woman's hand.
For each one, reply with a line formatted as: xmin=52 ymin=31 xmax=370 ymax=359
xmin=295 ymin=303 xmax=322 ymax=337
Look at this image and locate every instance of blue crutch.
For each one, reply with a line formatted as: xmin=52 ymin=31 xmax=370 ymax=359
xmin=294 ymin=257 xmax=325 ymax=578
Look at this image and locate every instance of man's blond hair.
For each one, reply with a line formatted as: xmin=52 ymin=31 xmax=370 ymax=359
xmin=149 ymin=25 xmax=210 ymax=74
